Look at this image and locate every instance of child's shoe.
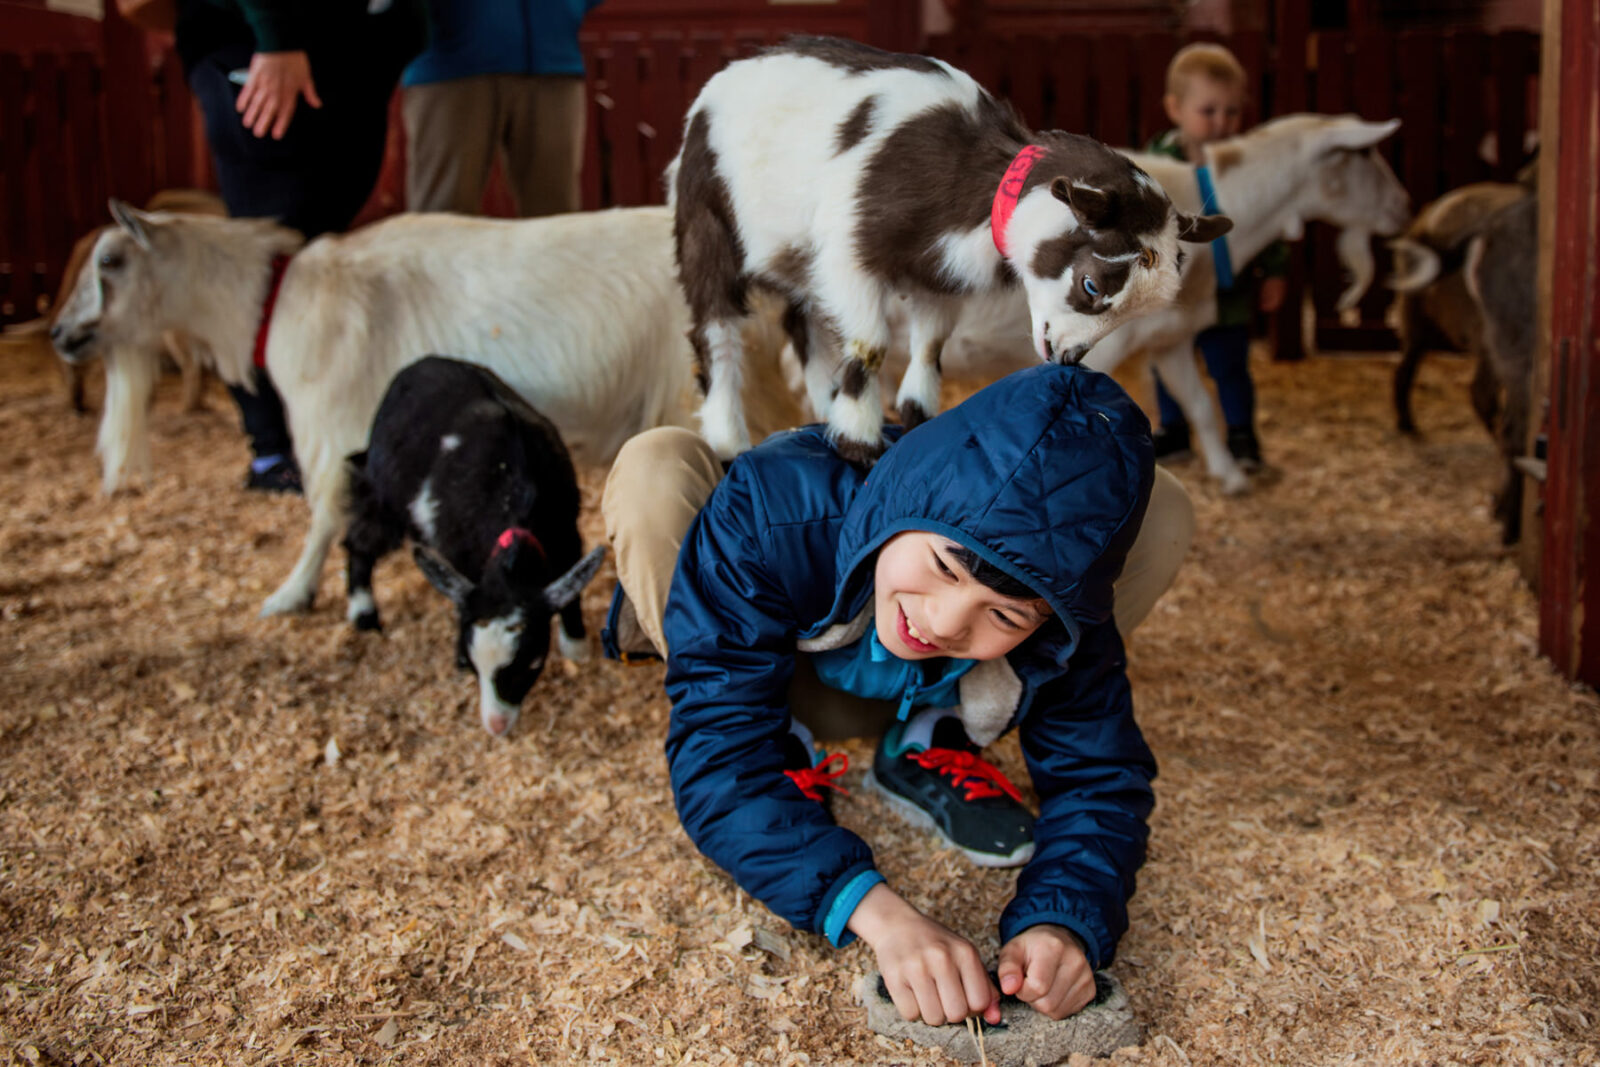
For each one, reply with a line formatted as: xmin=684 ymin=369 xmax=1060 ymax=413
xmin=245 ymin=454 xmax=303 ymax=494
xmin=867 ymin=716 xmax=1034 ymax=867
xmin=601 ymin=585 xmax=662 ymax=663
xmin=1226 ymin=425 xmax=1262 ymax=472
xmin=782 ymin=729 xmax=849 ymax=813
xmin=1151 ymin=423 xmax=1192 ymax=463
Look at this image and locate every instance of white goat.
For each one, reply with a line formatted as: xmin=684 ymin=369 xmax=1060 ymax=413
xmin=49 ymin=205 xmax=761 ymax=618
xmin=870 ymin=114 xmax=1411 ymax=493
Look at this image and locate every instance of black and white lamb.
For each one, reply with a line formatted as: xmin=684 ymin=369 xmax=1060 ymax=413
xmin=343 ymin=356 xmax=606 ymax=737
xmin=671 ymin=34 xmax=1231 ymax=463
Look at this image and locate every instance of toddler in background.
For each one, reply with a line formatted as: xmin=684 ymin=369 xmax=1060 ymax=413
xmin=1146 ymin=42 xmax=1289 ymax=470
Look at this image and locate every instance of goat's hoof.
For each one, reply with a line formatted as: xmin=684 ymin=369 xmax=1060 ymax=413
xmin=260 ymin=588 xmax=314 ymax=617
xmin=897 ymin=400 xmax=933 ymax=430
xmin=557 ymin=631 xmax=591 ymax=662
xmin=352 ymin=612 xmax=382 ymax=633
xmin=831 ymin=434 xmax=887 ymax=468
xmin=1218 ymin=469 xmax=1252 ymax=497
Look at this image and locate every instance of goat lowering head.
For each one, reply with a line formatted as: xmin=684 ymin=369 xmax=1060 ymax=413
xmin=1001 ymin=133 xmax=1232 ymax=364
xmin=50 ymin=202 xmax=170 ymax=364
xmin=415 ymin=540 xmax=606 ymax=737
xmin=50 ymin=199 xmax=302 ymax=366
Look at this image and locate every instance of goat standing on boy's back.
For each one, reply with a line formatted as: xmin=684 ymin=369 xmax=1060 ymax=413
xmin=671 ymin=34 xmax=1231 ymax=464
xmin=344 ymin=356 xmax=606 ymax=737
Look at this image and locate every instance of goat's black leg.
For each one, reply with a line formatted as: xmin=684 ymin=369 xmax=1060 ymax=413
xmin=556 ymin=599 xmax=588 ymax=661
xmin=342 ymin=512 xmax=403 ymax=632
xmin=1392 ymin=308 xmax=1426 ymax=434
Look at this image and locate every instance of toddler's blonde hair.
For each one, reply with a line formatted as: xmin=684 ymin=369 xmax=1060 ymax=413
xmin=1166 ymin=42 xmax=1247 ymax=99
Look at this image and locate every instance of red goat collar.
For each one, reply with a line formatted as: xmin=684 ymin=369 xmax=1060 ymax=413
xmin=990 ymin=144 xmax=1047 ymax=259
xmin=251 ymin=253 xmax=293 ymax=370
xmin=490 ymin=527 xmax=547 ymax=565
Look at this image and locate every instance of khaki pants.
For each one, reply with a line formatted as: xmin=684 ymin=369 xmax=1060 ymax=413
xmin=402 ymin=74 xmax=586 ymax=217
xmin=602 ymin=427 xmax=1195 ymax=740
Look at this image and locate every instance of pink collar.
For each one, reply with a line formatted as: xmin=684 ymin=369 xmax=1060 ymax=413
xmin=491 ymin=526 xmax=546 ymax=565
xmin=251 ymin=253 xmax=292 ymax=370
xmin=990 ymin=144 xmax=1047 ymax=258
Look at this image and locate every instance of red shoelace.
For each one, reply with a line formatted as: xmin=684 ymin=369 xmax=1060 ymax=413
xmin=910 ymin=748 xmax=1024 ymax=803
xmin=784 ymin=752 xmax=851 ymax=802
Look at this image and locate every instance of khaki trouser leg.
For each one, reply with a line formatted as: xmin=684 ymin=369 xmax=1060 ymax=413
xmin=402 ymin=79 xmax=502 ymax=214
xmin=602 ymin=427 xmax=724 ymax=660
xmin=602 ymin=434 xmax=1195 ymax=742
xmin=1112 ymin=466 xmax=1195 ymax=637
xmin=501 ymin=74 xmax=586 ymax=217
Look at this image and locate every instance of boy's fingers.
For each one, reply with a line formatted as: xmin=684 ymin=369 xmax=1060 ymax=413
xmin=957 ymin=953 xmax=997 ymax=1021
xmin=886 ymin=977 xmax=920 ymax=1024
xmin=302 ymin=79 xmax=323 ymax=109
xmin=996 ymin=946 xmax=1026 ymax=996
xmin=908 ymin=973 xmax=946 ymax=1026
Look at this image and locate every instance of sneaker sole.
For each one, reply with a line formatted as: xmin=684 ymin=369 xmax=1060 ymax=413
xmin=863 ymin=769 xmax=1035 ymax=869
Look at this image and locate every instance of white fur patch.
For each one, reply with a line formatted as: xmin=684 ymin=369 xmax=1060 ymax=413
xmin=346 ymin=588 xmax=376 ymax=623
xmin=409 ymin=480 xmax=439 ymax=542
xmin=471 ymin=612 xmax=527 ymax=735
xmin=956 ymin=657 xmax=1024 ymax=747
xmin=827 ymin=379 xmax=885 ymax=446
xmin=934 ymin=224 xmax=1005 ymax=290
xmin=698 ymin=319 xmax=751 ymax=459
xmin=440 ymin=434 xmax=461 ymax=451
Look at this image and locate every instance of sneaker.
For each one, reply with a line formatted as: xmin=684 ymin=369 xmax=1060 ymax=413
xmin=1151 ymin=423 xmax=1192 ymax=464
xmin=782 ymin=731 xmax=849 ymax=812
xmin=245 ymin=455 xmax=303 ymax=495
xmin=867 ymin=716 xmax=1034 ymax=867
xmin=1226 ymin=426 xmax=1262 ymax=472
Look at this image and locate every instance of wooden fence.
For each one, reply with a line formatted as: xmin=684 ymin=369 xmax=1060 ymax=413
xmin=1 ymin=6 xmax=1540 ymax=362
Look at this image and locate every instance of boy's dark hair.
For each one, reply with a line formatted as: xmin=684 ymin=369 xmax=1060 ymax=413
xmin=948 ymin=544 xmax=1043 ymax=602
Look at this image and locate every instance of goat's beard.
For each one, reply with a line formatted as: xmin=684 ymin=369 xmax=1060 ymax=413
xmin=1335 ymin=228 xmax=1376 ymax=311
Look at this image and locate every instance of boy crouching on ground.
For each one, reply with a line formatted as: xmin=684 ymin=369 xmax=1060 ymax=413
xmin=602 ymin=364 xmax=1192 ymax=1026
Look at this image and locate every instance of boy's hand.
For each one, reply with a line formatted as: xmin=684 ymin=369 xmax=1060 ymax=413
xmin=849 ymin=884 xmax=1001 ymax=1026
xmin=997 ymin=924 xmax=1094 ymax=1020
xmin=1258 ymin=276 xmax=1288 ymax=314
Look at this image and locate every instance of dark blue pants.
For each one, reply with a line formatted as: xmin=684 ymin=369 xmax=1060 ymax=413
xmin=186 ymin=42 xmax=403 ymax=460
xmin=1155 ymin=323 xmax=1255 ymax=432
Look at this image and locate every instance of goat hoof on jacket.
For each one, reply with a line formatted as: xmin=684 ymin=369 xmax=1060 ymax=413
xmin=897 ymin=400 xmax=933 ymax=430
xmin=831 ymin=434 xmax=887 ymax=468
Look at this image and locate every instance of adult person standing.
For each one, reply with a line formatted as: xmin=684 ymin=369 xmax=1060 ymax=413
xmin=402 ymin=0 xmax=603 ymax=217
xmin=176 ymin=0 xmax=424 ymax=493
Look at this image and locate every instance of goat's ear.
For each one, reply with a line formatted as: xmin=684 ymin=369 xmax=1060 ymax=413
xmin=413 ymin=545 xmax=475 ymax=608
xmin=1176 ymin=211 xmax=1233 ymax=244
xmin=108 ymin=199 xmax=153 ymax=252
xmin=542 ymin=545 xmax=607 ymax=611
xmin=1052 ymin=178 xmax=1115 ymax=229
xmin=1318 ymin=116 xmax=1401 ymax=154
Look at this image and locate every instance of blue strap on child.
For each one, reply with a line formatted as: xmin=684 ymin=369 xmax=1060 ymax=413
xmin=1195 ymin=164 xmax=1234 ymax=291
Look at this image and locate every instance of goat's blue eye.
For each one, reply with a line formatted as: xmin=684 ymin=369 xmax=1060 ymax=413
xmin=1082 ymin=275 xmax=1099 ymax=298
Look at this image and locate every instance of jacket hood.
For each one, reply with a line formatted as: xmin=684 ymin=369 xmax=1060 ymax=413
xmin=830 ymin=363 xmax=1154 ymax=666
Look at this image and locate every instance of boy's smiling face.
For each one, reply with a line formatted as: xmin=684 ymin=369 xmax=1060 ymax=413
xmin=873 ymin=532 xmax=1051 ymax=661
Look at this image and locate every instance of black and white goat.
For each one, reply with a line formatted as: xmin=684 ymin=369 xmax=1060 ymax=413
xmin=671 ymin=34 xmax=1230 ymax=463
xmin=345 ymin=357 xmax=606 ymax=737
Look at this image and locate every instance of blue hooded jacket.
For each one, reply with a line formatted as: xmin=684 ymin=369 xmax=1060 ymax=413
xmin=662 ymin=363 xmax=1159 ymax=968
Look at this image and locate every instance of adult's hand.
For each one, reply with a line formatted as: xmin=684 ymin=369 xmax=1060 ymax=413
xmin=236 ymin=51 xmax=322 ymax=140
